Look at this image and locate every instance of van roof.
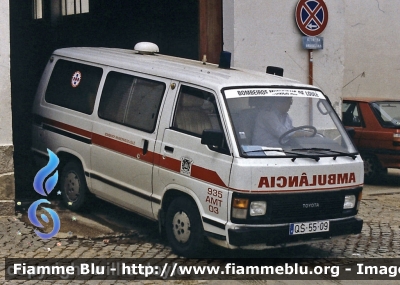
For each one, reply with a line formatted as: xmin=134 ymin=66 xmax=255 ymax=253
xmin=53 ymin=47 xmax=314 ymax=91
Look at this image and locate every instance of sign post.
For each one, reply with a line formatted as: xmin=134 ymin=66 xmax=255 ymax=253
xmin=295 ymin=0 xmax=328 ymax=124
xmin=295 ymin=0 xmax=328 ymax=85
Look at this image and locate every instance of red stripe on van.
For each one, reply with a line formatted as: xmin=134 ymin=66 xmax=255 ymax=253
xmin=42 ymin=117 xmax=92 ymax=139
xmin=157 ymin=154 xmax=181 ymax=172
xmin=191 ymin=165 xmax=227 ymax=188
xmin=92 ymin=133 xmax=155 ymax=164
xmin=40 ymin=116 xmax=228 ymax=188
xmin=155 ymin=153 xmax=227 ymax=187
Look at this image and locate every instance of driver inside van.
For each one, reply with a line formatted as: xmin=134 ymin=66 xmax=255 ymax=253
xmin=252 ymin=97 xmax=312 ymax=147
xmin=252 ymin=97 xmax=293 ymax=147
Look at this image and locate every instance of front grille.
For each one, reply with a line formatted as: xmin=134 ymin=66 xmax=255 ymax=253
xmin=231 ymin=188 xmax=361 ymax=224
xmin=268 ymin=191 xmax=344 ymax=223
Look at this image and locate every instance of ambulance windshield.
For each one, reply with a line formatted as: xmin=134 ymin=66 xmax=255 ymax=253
xmin=224 ymin=88 xmax=358 ymax=158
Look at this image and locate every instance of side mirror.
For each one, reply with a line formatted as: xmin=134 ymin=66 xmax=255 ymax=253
xmin=201 ymin=129 xmax=224 ymax=147
xmin=201 ymin=129 xmax=230 ymax=154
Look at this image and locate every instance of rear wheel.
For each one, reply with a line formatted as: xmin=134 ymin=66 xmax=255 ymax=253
xmin=363 ymin=154 xmax=386 ymax=184
xmin=60 ymin=160 xmax=88 ymax=211
xmin=165 ymin=197 xmax=204 ymax=257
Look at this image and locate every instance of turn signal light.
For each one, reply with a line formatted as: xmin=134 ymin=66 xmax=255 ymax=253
xmin=233 ymin=198 xmax=249 ymax=209
xmin=232 ymin=198 xmax=249 ymax=219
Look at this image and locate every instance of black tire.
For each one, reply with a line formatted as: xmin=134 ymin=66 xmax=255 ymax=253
xmin=60 ymin=160 xmax=88 ymax=211
xmin=363 ymin=154 xmax=386 ymax=184
xmin=165 ymin=197 xmax=204 ymax=257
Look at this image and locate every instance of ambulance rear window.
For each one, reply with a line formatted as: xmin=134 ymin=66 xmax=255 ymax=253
xmin=45 ymin=59 xmax=103 ymax=114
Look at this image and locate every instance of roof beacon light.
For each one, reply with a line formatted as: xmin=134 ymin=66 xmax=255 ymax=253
xmin=219 ymin=51 xmax=231 ymax=69
xmin=134 ymin=42 xmax=159 ymax=55
xmin=266 ymin=66 xmax=284 ymax=77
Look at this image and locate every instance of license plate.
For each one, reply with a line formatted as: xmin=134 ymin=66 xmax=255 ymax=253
xmin=289 ymin=220 xmax=329 ymax=235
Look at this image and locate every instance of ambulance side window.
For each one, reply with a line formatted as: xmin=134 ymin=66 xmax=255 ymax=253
xmin=45 ymin=60 xmax=103 ymax=114
xmin=172 ymin=85 xmax=222 ymax=136
xmin=98 ymin=71 xmax=165 ymax=132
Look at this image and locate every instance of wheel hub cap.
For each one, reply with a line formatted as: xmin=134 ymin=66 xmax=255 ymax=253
xmin=364 ymin=159 xmax=373 ymax=175
xmin=64 ymin=172 xmax=80 ymax=201
xmin=172 ymin=211 xmax=191 ymax=243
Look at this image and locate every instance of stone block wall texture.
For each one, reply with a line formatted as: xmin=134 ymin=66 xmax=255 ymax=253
xmin=0 ymin=0 xmax=14 ymax=216
xmin=0 ymin=145 xmax=15 ymax=215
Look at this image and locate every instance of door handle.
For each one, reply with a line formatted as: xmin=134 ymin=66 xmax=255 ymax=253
xmin=164 ymin=146 xmax=174 ymax=153
xmin=143 ymin=139 xmax=149 ymax=155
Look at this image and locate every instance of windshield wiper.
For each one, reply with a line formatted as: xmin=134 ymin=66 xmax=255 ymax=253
xmin=291 ymin=148 xmax=357 ymax=160
xmin=284 ymin=150 xmax=320 ymax=162
xmin=242 ymin=148 xmax=286 ymax=155
xmin=242 ymin=148 xmax=320 ymax=161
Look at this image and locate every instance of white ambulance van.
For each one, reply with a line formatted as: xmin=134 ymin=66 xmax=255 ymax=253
xmin=32 ymin=42 xmax=363 ymax=256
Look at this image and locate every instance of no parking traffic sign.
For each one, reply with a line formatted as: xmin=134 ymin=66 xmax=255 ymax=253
xmin=295 ymin=0 xmax=328 ymax=36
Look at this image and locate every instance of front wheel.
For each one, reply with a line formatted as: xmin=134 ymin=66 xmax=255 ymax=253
xmin=363 ymin=154 xmax=386 ymax=184
xmin=165 ymin=197 xmax=204 ymax=257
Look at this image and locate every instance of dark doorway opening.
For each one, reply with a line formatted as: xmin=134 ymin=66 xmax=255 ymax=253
xmin=10 ymin=0 xmax=222 ymax=199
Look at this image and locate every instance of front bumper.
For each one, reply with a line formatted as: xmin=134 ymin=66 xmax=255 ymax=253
xmin=228 ymin=217 xmax=363 ymax=246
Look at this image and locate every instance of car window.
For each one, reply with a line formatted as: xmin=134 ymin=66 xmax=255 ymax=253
xmin=371 ymin=101 xmax=400 ymax=127
xmin=342 ymin=102 xmax=363 ymax=127
xmin=172 ymin=85 xmax=222 ymax=136
xmin=45 ymin=59 xmax=103 ymax=114
xmin=98 ymin=71 xmax=166 ymax=132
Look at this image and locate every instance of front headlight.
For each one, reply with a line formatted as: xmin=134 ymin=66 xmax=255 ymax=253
xmin=232 ymin=198 xmax=248 ymax=219
xmin=250 ymin=201 xmax=267 ymax=216
xmin=343 ymin=195 xmax=356 ymax=209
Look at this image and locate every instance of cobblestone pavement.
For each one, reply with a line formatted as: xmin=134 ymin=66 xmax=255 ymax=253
xmin=1 ymin=171 xmax=399 ymax=284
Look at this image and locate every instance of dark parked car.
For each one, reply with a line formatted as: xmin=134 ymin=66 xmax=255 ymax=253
xmin=342 ymin=98 xmax=400 ymax=183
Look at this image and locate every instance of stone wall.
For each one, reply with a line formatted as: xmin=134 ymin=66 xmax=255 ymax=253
xmin=0 ymin=146 xmax=14 ymax=215
xmin=0 ymin=1 xmax=14 ymax=215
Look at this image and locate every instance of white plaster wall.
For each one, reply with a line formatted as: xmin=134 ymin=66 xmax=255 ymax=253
xmin=0 ymin=0 xmax=12 ymax=145
xmin=343 ymin=1 xmax=400 ymax=99
xmin=223 ymin=0 xmax=346 ymax=112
